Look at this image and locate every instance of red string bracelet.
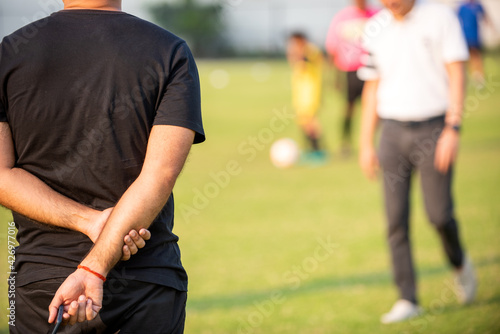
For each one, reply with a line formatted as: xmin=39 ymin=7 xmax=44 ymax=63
xmin=77 ymin=265 xmax=107 ymax=282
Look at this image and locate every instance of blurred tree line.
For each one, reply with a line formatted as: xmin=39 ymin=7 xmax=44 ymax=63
xmin=149 ymin=0 xmax=233 ymax=58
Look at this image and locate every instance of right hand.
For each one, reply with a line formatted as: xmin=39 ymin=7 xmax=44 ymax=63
xmin=48 ymin=268 xmax=103 ymax=325
xmin=359 ymin=145 xmax=380 ymax=180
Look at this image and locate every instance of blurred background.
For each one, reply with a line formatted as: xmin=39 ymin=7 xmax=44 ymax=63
xmin=1 ymin=0 xmax=499 ymax=333
xmin=1 ymin=0 xmax=500 ymax=57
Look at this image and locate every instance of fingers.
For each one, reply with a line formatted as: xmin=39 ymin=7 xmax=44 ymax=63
xmin=370 ymin=159 xmax=380 ymax=180
xmin=121 ymin=244 xmax=131 ymax=261
xmin=360 ymin=151 xmax=379 ymax=181
xmin=360 ymin=158 xmax=370 ymax=179
xmin=77 ymin=295 xmax=87 ymax=323
xmin=48 ymin=293 xmax=64 ymax=323
xmin=435 ymin=130 xmax=459 ymax=174
xmin=434 ymin=154 xmax=444 ymax=173
xmin=360 ymin=148 xmax=372 ymax=178
xmin=129 ymin=230 xmax=145 ymax=250
xmin=64 ymin=295 xmax=98 ymax=325
xmin=66 ymin=295 xmax=87 ymax=325
xmin=65 ymin=300 xmax=79 ymax=325
xmin=124 ymin=234 xmax=139 ymax=255
xmin=124 ymin=229 xmax=151 ymax=253
xmin=366 ymin=155 xmax=379 ymax=180
xmin=48 ymin=270 xmax=104 ymax=326
xmin=434 ymin=142 xmax=453 ymax=174
xmin=48 ymin=305 xmax=59 ymax=324
xmin=86 ymin=298 xmax=98 ymax=321
xmin=122 ymin=229 xmax=151 ymax=261
xmin=60 ymin=296 xmax=99 ymax=325
xmin=139 ymin=228 xmax=151 ymax=241
xmin=373 ymin=156 xmax=380 ymax=179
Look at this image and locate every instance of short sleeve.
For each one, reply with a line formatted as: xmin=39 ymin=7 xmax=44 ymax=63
xmin=154 ymin=42 xmax=205 ymax=144
xmin=457 ymin=6 xmax=465 ymax=20
xmin=357 ymin=22 xmax=380 ymax=81
xmin=0 ymin=44 xmax=6 ymax=123
xmin=0 ymin=104 xmax=6 ymax=122
xmin=441 ymin=7 xmax=469 ymax=63
xmin=478 ymin=4 xmax=485 ymax=17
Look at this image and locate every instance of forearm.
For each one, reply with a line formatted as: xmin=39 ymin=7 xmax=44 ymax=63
xmin=0 ymin=167 xmax=98 ymax=232
xmin=80 ymin=175 xmax=173 ymax=274
xmin=360 ymin=80 xmax=380 ymax=148
xmin=0 ymin=123 xmax=98 ymax=233
xmin=445 ymin=61 xmax=466 ymax=125
xmin=80 ymin=125 xmax=195 ymax=276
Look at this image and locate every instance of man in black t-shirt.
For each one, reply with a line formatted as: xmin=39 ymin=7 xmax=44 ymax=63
xmin=0 ymin=0 xmax=205 ymax=333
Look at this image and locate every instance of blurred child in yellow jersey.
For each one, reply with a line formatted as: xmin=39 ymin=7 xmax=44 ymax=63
xmin=287 ymin=32 xmax=326 ymax=163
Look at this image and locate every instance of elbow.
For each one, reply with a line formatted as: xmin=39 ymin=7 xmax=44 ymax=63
xmin=0 ymin=166 xmax=10 ymax=185
xmin=156 ymin=169 xmax=181 ymax=190
xmin=137 ymin=168 xmax=179 ymax=195
xmin=0 ymin=167 xmax=13 ymax=203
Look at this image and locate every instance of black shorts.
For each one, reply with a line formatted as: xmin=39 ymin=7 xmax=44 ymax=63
xmin=346 ymin=71 xmax=365 ymax=103
xmin=9 ymin=278 xmax=186 ymax=334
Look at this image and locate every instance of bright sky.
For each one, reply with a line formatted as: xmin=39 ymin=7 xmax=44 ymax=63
xmin=0 ymin=0 xmax=364 ymax=39
xmin=1 ymin=0 xmax=499 ymax=50
xmin=0 ymin=0 xmax=152 ymax=37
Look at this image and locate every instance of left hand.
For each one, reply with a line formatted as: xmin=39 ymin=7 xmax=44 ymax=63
xmin=48 ymin=268 xmax=103 ymax=326
xmin=359 ymin=144 xmax=380 ymax=181
xmin=121 ymin=228 xmax=151 ymax=261
xmin=434 ymin=127 xmax=460 ymax=174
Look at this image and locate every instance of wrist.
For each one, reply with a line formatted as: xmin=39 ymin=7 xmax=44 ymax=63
xmin=73 ymin=207 xmax=100 ymax=233
xmin=445 ymin=110 xmax=462 ymax=127
xmin=444 ymin=123 xmax=461 ymax=134
xmin=80 ymin=256 xmax=110 ymax=278
xmin=77 ymin=265 xmax=107 ymax=282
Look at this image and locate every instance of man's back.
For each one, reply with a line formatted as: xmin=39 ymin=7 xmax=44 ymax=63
xmin=0 ymin=9 xmax=204 ymax=290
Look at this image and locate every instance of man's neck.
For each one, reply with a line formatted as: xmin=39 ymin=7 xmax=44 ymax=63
xmin=391 ymin=0 xmax=416 ymax=21
xmin=63 ymin=0 xmax=121 ymax=11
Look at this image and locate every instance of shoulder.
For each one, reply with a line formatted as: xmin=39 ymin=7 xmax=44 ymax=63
xmin=418 ymin=2 xmax=456 ymax=18
xmin=363 ymin=8 xmax=393 ymax=40
xmin=0 ymin=15 xmax=52 ymax=56
xmin=366 ymin=8 xmax=392 ymax=26
xmin=415 ymin=2 xmax=461 ymax=29
xmin=98 ymin=13 xmax=192 ymax=61
xmin=120 ymin=13 xmax=186 ymax=45
xmin=367 ymin=6 xmax=381 ymax=17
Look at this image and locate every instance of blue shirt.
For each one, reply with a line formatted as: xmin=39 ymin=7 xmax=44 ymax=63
xmin=458 ymin=2 xmax=485 ymax=44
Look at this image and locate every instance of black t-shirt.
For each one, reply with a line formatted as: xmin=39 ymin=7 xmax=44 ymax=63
xmin=0 ymin=10 xmax=205 ymax=291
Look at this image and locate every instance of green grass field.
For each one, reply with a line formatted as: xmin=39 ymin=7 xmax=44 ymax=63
xmin=1 ymin=55 xmax=499 ymax=333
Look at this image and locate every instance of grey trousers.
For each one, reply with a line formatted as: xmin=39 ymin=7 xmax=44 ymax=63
xmin=378 ymin=116 xmax=464 ymax=304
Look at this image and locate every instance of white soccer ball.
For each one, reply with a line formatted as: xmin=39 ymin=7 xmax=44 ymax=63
xmin=270 ymin=138 xmax=299 ymax=168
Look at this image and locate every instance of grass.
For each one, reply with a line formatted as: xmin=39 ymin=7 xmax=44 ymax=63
xmin=1 ymin=55 xmax=499 ymax=333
